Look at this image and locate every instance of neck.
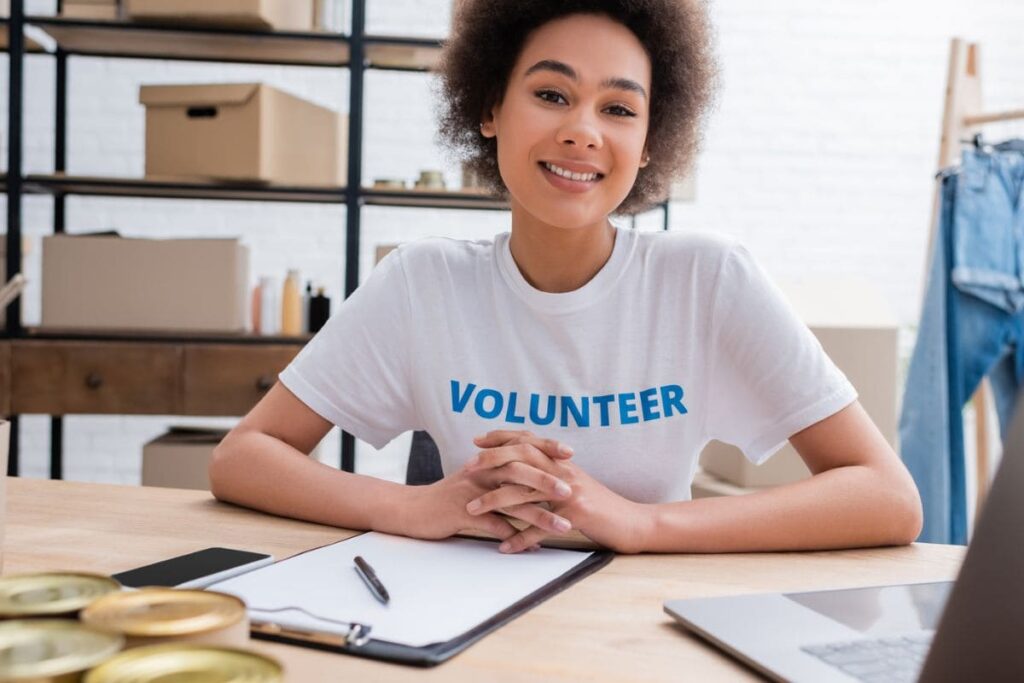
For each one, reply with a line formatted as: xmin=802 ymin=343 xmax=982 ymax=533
xmin=507 ymin=203 xmax=617 ymax=293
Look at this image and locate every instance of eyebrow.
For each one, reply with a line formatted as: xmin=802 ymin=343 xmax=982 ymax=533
xmin=523 ymin=59 xmax=648 ymax=100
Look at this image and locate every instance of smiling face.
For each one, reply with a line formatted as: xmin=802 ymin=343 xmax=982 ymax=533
xmin=481 ymin=12 xmax=652 ymax=231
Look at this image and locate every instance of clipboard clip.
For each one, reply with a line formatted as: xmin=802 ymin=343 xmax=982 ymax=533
xmin=251 ymin=620 xmax=373 ymax=649
xmin=347 ymin=623 xmax=372 ymax=647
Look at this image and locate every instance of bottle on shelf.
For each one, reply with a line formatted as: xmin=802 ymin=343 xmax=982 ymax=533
xmin=251 ymin=280 xmax=262 ymax=334
xmin=309 ymin=287 xmax=331 ymax=333
xmin=259 ymin=276 xmax=279 ymax=336
xmin=302 ymin=281 xmax=313 ymax=334
xmin=281 ymin=269 xmax=302 ymax=336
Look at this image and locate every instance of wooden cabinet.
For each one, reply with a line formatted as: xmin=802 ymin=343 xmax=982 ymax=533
xmin=8 ymin=340 xmax=302 ymax=417
xmin=0 ymin=342 xmax=10 ymax=416
xmin=183 ymin=344 xmax=299 ymax=416
xmin=11 ymin=341 xmax=182 ymax=415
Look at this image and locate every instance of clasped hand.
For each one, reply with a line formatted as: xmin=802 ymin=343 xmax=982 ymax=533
xmin=457 ymin=430 xmax=651 ymax=554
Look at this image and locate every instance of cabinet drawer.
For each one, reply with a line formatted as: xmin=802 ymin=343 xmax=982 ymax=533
xmin=11 ymin=341 xmax=182 ymax=415
xmin=0 ymin=343 xmax=10 ymax=416
xmin=183 ymin=344 xmax=301 ymax=416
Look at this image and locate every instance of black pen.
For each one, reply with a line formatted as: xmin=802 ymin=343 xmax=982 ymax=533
xmin=353 ymin=555 xmax=390 ymax=605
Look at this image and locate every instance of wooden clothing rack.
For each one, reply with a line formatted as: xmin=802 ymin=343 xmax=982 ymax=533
xmin=930 ymin=37 xmax=1024 ymax=515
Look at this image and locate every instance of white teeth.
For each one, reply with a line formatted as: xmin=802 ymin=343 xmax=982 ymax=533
xmin=543 ymin=162 xmax=599 ymax=182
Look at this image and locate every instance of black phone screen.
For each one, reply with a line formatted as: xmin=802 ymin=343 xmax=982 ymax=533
xmin=112 ymin=547 xmax=270 ymax=588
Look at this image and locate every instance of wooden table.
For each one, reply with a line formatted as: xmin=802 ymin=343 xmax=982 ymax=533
xmin=3 ymin=478 xmax=965 ymax=682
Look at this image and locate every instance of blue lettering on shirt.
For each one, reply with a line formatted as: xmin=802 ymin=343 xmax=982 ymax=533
xmin=560 ymin=396 xmax=590 ymax=428
xmin=660 ymin=384 xmax=688 ymax=418
xmin=593 ymin=394 xmax=615 ymax=426
xmin=451 ymin=380 xmax=475 ymax=413
xmin=618 ymin=392 xmax=639 ymax=424
xmin=449 ymin=379 xmax=688 ymax=428
xmin=504 ymin=391 xmax=526 ymax=424
xmin=639 ymin=387 xmax=661 ymax=421
xmin=530 ymin=393 xmax=557 ymax=425
xmin=475 ymin=388 xmax=503 ymax=419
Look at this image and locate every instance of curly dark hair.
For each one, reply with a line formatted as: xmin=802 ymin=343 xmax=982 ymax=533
xmin=436 ymin=0 xmax=718 ymax=215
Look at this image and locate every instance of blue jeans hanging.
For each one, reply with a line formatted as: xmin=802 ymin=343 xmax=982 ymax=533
xmin=900 ymin=147 xmax=1024 ymax=545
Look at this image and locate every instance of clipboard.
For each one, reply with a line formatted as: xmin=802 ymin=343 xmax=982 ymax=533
xmin=209 ymin=532 xmax=613 ymax=667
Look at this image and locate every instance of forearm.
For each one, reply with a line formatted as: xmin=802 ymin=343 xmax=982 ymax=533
xmin=642 ymin=464 xmax=922 ymax=553
xmin=209 ymin=429 xmax=411 ymax=534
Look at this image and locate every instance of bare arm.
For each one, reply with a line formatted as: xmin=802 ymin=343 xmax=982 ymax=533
xmin=642 ymin=401 xmax=924 ymax=552
xmin=208 ymin=382 xmax=412 ymax=533
xmin=209 ymin=382 xmax=571 ymax=541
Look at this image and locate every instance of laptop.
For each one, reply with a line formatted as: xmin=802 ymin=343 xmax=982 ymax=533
xmin=664 ymin=401 xmax=1024 ymax=682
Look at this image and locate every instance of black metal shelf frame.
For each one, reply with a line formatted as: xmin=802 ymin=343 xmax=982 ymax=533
xmin=2 ymin=0 xmax=669 ymax=480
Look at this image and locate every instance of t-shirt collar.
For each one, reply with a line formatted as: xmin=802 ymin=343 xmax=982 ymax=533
xmin=495 ymin=223 xmax=637 ymax=315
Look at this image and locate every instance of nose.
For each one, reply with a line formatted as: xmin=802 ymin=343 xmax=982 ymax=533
xmin=556 ymin=110 xmax=602 ymax=150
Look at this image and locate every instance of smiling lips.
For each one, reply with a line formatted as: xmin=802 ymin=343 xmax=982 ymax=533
xmin=540 ymin=159 xmax=602 ymax=181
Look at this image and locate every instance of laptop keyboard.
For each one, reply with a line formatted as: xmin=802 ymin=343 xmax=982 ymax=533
xmin=801 ymin=633 xmax=933 ymax=682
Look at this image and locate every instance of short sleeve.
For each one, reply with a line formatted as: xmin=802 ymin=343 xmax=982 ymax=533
xmin=703 ymin=243 xmax=858 ymax=464
xmin=278 ymin=249 xmax=421 ymax=449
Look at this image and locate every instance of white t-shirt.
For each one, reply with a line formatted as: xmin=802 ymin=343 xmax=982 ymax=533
xmin=279 ymin=226 xmax=857 ymax=503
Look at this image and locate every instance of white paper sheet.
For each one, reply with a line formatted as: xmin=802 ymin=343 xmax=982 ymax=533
xmin=208 ymin=532 xmax=596 ymax=648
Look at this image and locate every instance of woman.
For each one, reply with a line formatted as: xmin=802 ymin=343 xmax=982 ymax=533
xmin=210 ymin=0 xmax=922 ymax=554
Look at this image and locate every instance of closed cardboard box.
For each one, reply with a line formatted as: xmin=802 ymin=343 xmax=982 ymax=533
xmin=140 ymin=82 xmax=346 ymax=186
xmin=142 ymin=427 xmax=227 ymax=490
xmin=126 ymin=0 xmax=313 ymax=31
xmin=61 ymin=0 xmax=121 ymax=20
xmin=42 ymin=234 xmax=249 ymax=333
xmin=699 ymin=280 xmax=899 ymax=489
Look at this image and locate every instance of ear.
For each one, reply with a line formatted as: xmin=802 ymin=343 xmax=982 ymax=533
xmin=639 ymin=146 xmax=651 ymax=168
xmin=480 ymin=102 xmax=500 ymax=138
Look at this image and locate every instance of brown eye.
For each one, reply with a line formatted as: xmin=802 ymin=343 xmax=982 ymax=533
xmin=536 ymin=89 xmax=567 ymax=105
xmin=606 ymin=105 xmax=637 ymax=118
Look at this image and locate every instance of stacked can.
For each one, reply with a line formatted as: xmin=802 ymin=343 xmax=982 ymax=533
xmin=0 ymin=573 xmax=125 ymax=681
xmin=80 ymin=588 xmax=249 ymax=648
xmin=0 ymin=574 xmax=282 ymax=682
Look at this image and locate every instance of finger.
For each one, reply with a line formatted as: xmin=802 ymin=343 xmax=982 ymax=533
xmin=466 ymin=444 xmax=573 ymax=483
xmin=473 ymin=431 xmax=574 ymax=460
xmin=499 ymin=525 xmax=553 ymax=554
xmin=482 ymin=462 xmax=572 ymax=500
xmin=467 ymin=512 xmax=519 ymax=541
xmin=466 ymin=484 xmax=545 ymax=515
xmin=490 ymin=502 xmax=572 ymax=535
xmin=468 ymin=474 xmax=569 ymax=514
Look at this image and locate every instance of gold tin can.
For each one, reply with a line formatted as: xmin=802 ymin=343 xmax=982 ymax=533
xmin=84 ymin=644 xmax=282 ymax=683
xmin=0 ymin=619 xmax=124 ymax=682
xmin=80 ymin=589 xmax=249 ymax=649
xmin=372 ymin=178 xmax=406 ymax=190
xmin=0 ymin=573 xmax=121 ymax=619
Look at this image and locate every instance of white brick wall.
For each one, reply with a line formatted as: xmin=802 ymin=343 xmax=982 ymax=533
xmin=2 ymin=0 xmax=1023 ymax=485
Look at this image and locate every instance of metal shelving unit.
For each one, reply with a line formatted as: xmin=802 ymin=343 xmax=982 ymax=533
xmin=3 ymin=0 xmax=668 ymax=480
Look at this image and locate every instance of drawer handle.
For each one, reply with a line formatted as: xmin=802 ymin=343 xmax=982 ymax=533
xmin=85 ymin=372 xmax=104 ymax=390
xmin=256 ymin=375 xmax=275 ymax=392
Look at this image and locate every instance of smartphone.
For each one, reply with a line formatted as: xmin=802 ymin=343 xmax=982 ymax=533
xmin=112 ymin=547 xmax=273 ymax=589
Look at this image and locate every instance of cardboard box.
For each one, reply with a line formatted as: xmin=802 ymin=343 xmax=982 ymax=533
xmin=143 ymin=427 xmax=227 ymax=490
xmin=699 ymin=279 xmax=899 ymax=489
xmin=126 ymin=0 xmax=313 ymax=32
xmin=61 ymin=0 xmax=122 ymax=20
xmin=140 ymin=83 xmax=346 ymax=186
xmin=41 ymin=234 xmax=250 ymax=333
xmin=313 ymin=0 xmax=345 ymax=32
